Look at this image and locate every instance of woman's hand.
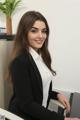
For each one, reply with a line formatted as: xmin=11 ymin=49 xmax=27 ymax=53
xmin=57 ymin=93 xmax=70 ymax=112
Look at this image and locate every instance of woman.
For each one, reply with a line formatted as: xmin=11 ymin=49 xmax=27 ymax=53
xmin=8 ymin=11 xmax=80 ymax=120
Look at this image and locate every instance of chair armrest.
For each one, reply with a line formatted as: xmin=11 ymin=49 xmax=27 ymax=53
xmin=0 ymin=108 xmax=24 ymax=120
xmin=48 ymin=99 xmax=66 ymax=116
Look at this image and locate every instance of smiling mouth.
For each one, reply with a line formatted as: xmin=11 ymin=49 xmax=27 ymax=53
xmin=35 ymin=39 xmax=44 ymax=44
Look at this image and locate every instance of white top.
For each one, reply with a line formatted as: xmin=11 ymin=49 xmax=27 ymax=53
xmin=29 ymin=47 xmax=53 ymax=107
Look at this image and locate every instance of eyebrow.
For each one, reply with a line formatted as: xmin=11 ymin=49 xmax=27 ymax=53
xmin=31 ymin=27 xmax=47 ymax=30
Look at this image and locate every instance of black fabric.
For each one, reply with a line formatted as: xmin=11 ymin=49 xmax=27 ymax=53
xmin=8 ymin=49 xmax=64 ymax=120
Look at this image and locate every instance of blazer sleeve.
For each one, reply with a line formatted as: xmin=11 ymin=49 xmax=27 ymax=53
xmin=10 ymin=57 xmax=64 ymax=120
xmin=49 ymin=81 xmax=59 ymax=100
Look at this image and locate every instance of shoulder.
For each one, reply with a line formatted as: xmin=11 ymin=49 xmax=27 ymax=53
xmin=11 ymin=49 xmax=31 ymax=68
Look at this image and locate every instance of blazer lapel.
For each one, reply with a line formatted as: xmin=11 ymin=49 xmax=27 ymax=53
xmin=30 ymin=55 xmax=43 ymax=93
xmin=24 ymin=50 xmax=43 ymax=94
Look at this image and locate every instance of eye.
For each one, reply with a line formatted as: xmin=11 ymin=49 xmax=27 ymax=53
xmin=42 ymin=29 xmax=47 ymax=33
xmin=30 ymin=28 xmax=37 ymax=33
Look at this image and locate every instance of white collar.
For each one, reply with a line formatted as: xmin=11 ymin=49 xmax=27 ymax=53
xmin=29 ymin=47 xmax=41 ymax=61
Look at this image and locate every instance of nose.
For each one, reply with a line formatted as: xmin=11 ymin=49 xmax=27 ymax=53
xmin=38 ymin=31 xmax=43 ymax=38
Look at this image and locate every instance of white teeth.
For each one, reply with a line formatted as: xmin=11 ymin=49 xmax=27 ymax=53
xmin=36 ymin=39 xmax=43 ymax=41
xmin=35 ymin=40 xmax=43 ymax=42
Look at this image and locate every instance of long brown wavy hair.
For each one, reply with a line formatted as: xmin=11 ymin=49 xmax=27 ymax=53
xmin=8 ymin=11 xmax=56 ymax=80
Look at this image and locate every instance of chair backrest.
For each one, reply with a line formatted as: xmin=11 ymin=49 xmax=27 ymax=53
xmin=67 ymin=92 xmax=80 ymax=118
xmin=0 ymin=108 xmax=24 ymax=120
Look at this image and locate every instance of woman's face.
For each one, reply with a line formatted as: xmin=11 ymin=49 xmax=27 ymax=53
xmin=27 ymin=20 xmax=47 ymax=51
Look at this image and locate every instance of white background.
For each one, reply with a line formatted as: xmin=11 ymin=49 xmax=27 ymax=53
xmin=0 ymin=0 xmax=80 ymax=93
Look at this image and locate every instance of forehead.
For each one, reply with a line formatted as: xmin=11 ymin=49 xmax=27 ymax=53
xmin=32 ymin=20 xmax=46 ymax=29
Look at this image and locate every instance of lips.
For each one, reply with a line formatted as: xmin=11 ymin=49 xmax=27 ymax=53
xmin=35 ymin=39 xmax=44 ymax=44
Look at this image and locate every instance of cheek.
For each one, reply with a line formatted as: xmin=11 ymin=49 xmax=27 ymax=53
xmin=44 ymin=35 xmax=47 ymax=41
xmin=28 ymin=34 xmax=35 ymax=41
xmin=28 ymin=37 xmax=36 ymax=47
xmin=44 ymin=34 xmax=47 ymax=39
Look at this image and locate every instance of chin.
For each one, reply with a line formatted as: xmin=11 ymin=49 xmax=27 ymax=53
xmin=37 ymin=46 xmax=43 ymax=49
xmin=37 ymin=44 xmax=43 ymax=48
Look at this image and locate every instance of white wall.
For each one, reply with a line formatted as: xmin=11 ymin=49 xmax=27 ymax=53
xmin=0 ymin=0 xmax=80 ymax=93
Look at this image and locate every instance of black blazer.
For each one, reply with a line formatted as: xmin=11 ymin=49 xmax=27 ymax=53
xmin=8 ymin=49 xmax=64 ymax=120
